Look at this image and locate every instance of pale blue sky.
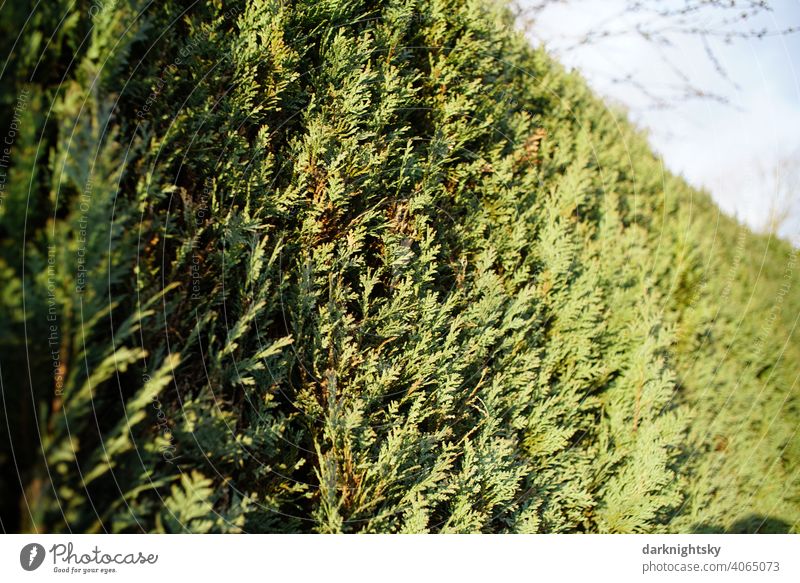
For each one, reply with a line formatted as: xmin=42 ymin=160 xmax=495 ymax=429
xmin=524 ymin=0 xmax=800 ymax=242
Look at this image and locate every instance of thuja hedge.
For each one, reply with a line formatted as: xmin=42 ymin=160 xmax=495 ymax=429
xmin=0 ymin=0 xmax=798 ymax=533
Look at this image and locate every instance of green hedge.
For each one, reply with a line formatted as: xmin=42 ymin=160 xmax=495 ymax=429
xmin=0 ymin=0 xmax=797 ymax=533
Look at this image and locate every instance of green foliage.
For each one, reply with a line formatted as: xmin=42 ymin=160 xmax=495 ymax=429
xmin=1 ymin=0 xmax=798 ymax=533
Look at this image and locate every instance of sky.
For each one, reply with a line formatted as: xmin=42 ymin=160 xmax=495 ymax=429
xmin=522 ymin=0 xmax=800 ymax=243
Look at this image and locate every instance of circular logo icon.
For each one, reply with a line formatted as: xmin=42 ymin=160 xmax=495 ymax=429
xmin=20 ymin=543 xmax=46 ymax=571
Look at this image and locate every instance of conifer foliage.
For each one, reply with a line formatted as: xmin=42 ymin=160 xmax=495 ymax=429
xmin=0 ymin=0 xmax=798 ymax=533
